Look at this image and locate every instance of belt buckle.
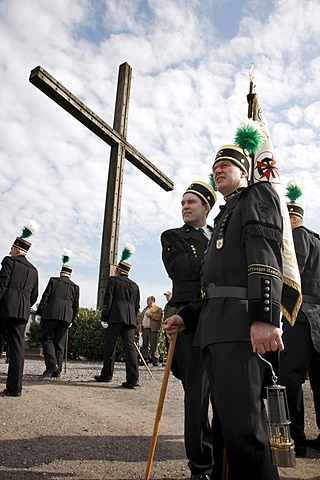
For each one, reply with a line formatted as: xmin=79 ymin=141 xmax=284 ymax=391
xmin=201 ymin=286 xmax=206 ymax=300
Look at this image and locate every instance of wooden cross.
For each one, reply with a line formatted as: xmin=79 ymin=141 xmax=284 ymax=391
xmin=29 ymin=63 xmax=174 ymax=308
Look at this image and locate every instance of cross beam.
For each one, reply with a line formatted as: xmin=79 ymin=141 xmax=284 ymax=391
xmin=29 ymin=63 xmax=174 ymax=308
xmin=29 ymin=66 xmax=173 ymax=191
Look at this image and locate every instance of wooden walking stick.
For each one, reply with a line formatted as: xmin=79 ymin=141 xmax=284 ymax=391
xmin=134 ymin=341 xmax=155 ymax=381
xmin=145 ymin=330 xmax=178 ymax=480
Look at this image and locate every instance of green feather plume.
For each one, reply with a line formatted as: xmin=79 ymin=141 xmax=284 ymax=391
xmin=286 ymin=181 xmax=302 ymax=202
xmin=234 ymin=119 xmax=263 ymax=155
xmin=121 ymin=243 xmax=136 ymax=261
xmin=209 ymin=173 xmax=216 ymax=190
xmin=62 ymin=248 xmax=72 ymax=265
xmin=21 ymin=219 xmax=40 ymax=239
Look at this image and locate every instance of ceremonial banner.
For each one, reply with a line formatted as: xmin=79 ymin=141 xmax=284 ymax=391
xmin=248 ymin=81 xmax=302 ymax=325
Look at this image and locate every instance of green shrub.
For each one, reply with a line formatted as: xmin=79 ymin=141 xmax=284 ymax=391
xmin=68 ymin=308 xmax=104 ymax=360
xmin=158 ymin=324 xmax=168 ymax=362
xmin=26 ymin=322 xmax=42 ymax=348
xmin=26 ymin=307 xmax=168 ymax=363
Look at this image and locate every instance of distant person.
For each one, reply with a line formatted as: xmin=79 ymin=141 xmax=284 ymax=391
xmin=138 ymin=296 xmax=163 ymax=366
xmin=279 ymin=183 xmax=320 ymax=456
xmin=94 ymin=244 xmax=140 ymax=389
xmin=163 ymin=291 xmax=175 ymax=320
xmin=0 ymin=220 xmax=39 ymax=397
xmin=35 ymin=250 xmax=80 ymax=378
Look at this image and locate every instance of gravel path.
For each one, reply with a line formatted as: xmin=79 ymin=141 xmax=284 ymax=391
xmin=0 ymin=357 xmax=319 ymax=480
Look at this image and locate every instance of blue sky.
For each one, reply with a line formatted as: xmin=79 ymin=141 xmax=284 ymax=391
xmin=1 ymin=0 xmax=320 ymax=310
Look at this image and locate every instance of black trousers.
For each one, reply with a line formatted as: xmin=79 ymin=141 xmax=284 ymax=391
xmin=0 ymin=334 xmax=5 ymax=357
xmin=280 ymin=318 xmax=315 ymax=447
xmin=0 ymin=318 xmax=26 ymax=394
xmin=202 ymin=342 xmax=279 ymax=480
xmin=309 ymin=348 xmax=320 ymax=431
xmin=141 ymin=327 xmax=159 ymax=364
xmin=172 ymin=331 xmax=217 ymax=476
xmin=100 ymin=323 xmax=138 ymax=384
xmin=41 ymin=319 xmax=69 ymax=372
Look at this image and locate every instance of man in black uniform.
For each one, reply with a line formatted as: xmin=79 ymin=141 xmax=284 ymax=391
xmin=0 ymin=221 xmax=39 ymax=396
xmin=166 ymin=146 xmax=284 ymax=480
xmin=161 ymin=180 xmax=218 ymax=480
xmin=279 ymin=190 xmax=320 ymax=455
xmin=94 ymin=246 xmax=140 ymax=389
xmin=36 ymin=251 xmax=80 ymax=378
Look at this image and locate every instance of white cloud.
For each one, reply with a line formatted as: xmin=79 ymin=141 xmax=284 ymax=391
xmin=1 ymin=0 xmax=320 ymax=308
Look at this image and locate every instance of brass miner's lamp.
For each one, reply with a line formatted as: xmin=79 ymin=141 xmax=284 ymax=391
xmin=258 ymin=353 xmax=296 ymax=467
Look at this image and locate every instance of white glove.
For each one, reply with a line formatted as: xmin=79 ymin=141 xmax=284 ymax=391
xmin=138 ymin=331 xmax=143 ymax=348
xmin=101 ymin=321 xmax=108 ymax=329
xmin=34 ymin=315 xmax=42 ymax=324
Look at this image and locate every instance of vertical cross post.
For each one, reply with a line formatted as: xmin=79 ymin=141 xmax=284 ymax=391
xmin=97 ymin=63 xmax=131 ymax=308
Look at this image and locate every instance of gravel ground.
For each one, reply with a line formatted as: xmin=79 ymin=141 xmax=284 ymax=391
xmin=0 ymin=356 xmax=319 ymax=480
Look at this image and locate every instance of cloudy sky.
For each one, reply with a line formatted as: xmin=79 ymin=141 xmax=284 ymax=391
xmin=1 ymin=0 xmax=320 ymax=310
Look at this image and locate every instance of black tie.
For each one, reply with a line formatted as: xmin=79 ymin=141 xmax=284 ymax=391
xmin=198 ymin=227 xmax=209 ymax=240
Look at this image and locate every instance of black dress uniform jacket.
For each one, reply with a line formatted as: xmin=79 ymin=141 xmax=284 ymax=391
xmin=0 ymin=255 xmax=38 ymax=320
xmin=292 ymin=226 xmax=320 ymax=350
xmin=161 ymin=224 xmax=212 ymax=307
xmin=37 ymin=276 xmax=80 ymax=324
xmin=181 ymin=183 xmax=283 ymax=340
xmin=101 ymin=274 xmax=140 ymax=325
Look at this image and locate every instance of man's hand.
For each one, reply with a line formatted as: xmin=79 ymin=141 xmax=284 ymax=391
xmin=250 ymin=321 xmax=284 ymax=354
xmin=34 ymin=315 xmax=41 ymax=324
xmin=165 ymin=315 xmax=185 ymax=340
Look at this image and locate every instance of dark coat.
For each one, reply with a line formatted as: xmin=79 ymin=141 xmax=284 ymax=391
xmin=37 ymin=276 xmax=80 ymax=324
xmin=180 ymin=183 xmax=283 ymax=347
xmin=292 ymin=226 xmax=320 ymax=352
xmin=161 ymin=224 xmax=212 ymax=307
xmin=0 ymin=254 xmax=38 ymax=321
xmin=293 ymin=226 xmax=320 ymax=298
xmin=101 ymin=274 xmax=140 ymax=326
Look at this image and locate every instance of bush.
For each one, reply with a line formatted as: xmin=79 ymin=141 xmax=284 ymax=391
xmin=67 ymin=308 xmax=104 ymax=360
xmin=26 ymin=307 xmax=168 ymax=363
xmin=26 ymin=322 xmax=42 ymax=348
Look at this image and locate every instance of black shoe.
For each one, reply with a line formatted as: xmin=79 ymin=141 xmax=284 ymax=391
xmin=121 ymin=381 xmax=140 ymax=389
xmin=2 ymin=388 xmax=21 ymax=397
xmin=94 ymin=375 xmax=112 ymax=382
xmin=152 ymin=362 xmax=159 ymax=366
xmin=306 ymin=435 xmax=320 ymax=451
xmin=295 ymin=445 xmax=307 ymax=457
xmin=190 ymin=475 xmax=210 ymax=480
xmin=43 ymin=366 xmax=60 ymax=377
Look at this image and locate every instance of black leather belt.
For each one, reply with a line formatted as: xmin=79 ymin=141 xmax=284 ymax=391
xmin=303 ymin=295 xmax=320 ymax=305
xmin=201 ymin=284 xmax=248 ymax=300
